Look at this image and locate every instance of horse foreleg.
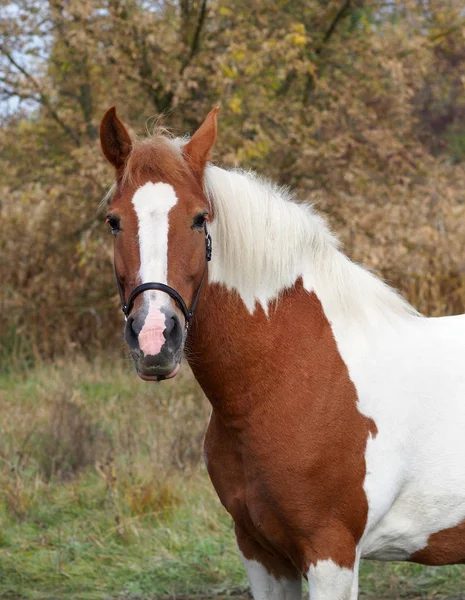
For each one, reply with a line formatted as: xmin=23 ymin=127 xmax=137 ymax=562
xmin=306 ymin=549 xmax=360 ymax=600
xmin=236 ymin=525 xmax=302 ymax=600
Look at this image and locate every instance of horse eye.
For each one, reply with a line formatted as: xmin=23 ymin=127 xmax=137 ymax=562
xmin=106 ymin=216 xmax=120 ymax=235
xmin=192 ymin=213 xmax=207 ymax=230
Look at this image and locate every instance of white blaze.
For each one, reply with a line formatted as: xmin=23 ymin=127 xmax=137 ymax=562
xmin=131 ymin=182 xmax=178 ymax=355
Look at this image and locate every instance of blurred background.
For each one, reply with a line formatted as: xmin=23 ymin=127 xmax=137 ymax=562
xmin=1 ymin=1 xmax=465 ymax=598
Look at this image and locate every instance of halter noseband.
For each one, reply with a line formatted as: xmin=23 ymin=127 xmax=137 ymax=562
xmin=114 ymin=223 xmax=212 ymax=331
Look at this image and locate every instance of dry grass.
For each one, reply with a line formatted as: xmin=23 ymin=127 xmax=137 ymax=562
xmin=0 ymin=356 xmax=209 ymax=484
xmin=0 ymin=358 xmax=246 ymax=598
xmin=0 ymin=357 xmax=464 ymax=599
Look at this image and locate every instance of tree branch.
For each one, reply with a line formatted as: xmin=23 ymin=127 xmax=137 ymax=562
xmin=317 ymin=0 xmax=352 ymax=56
xmin=278 ymin=0 xmax=354 ymax=99
xmin=180 ymin=0 xmax=208 ymax=75
xmin=303 ymin=0 xmax=353 ymax=105
xmin=0 ymin=46 xmax=81 ymax=146
xmin=396 ymin=23 xmax=464 ymax=59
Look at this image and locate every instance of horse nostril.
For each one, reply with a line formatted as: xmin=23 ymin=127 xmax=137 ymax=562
xmin=125 ymin=315 xmax=139 ymax=349
xmin=165 ymin=314 xmax=182 ymax=347
xmin=129 ymin=316 xmax=138 ymax=335
xmin=164 ymin=315 xmax=174 ymax=335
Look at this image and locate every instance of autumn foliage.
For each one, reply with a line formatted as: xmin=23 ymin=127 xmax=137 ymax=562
xmin=1 ymin=0 xmax=465 ymax=363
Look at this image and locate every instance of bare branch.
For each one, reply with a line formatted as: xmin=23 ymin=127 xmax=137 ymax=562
xmin=317 ymin=0 xmax=352 ymax=56
xmin=0 ymin=46 xmax=81 ymax=146
xmin=180 ymin=0 xmax=208 ymax=75
xmin=303 ymin=0 xmax=353 ymax=104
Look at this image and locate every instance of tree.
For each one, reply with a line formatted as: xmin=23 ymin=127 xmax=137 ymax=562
xmin=2 ymin=0 xmax=465 ymax=362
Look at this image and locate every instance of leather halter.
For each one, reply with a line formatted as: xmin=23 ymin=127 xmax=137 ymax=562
xmin=114 ymin=223 xmax=212 ymax=330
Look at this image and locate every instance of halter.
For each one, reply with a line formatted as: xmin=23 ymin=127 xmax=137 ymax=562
xmin=114 ymin=223 xmax=212 ymax=331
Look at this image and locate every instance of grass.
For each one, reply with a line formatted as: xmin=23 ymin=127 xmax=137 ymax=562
xmin=0 ymin=357 xmax=464 ymax=599
xmin=0 ymin=472 xmax=245 ymax=599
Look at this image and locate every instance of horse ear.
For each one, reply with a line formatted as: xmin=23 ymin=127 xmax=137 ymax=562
xmin=183 ymin=106 xmax=220 ymax=176
xmin=100 ymin=107 xmax=132 ymax=171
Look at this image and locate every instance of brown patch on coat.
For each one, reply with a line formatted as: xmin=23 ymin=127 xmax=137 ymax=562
xmin=410 ymin=520 xmax=465 ymax=565
xmin=193 ymin=280 xmax=377 ymax=574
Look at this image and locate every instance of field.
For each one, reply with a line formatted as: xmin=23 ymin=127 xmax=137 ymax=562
xmin=0 ymin=358 xmax=464 ymax=599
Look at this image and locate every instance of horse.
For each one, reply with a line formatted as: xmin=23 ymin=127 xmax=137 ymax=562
xmin=99 ymin=106 xmax=465 ymax=600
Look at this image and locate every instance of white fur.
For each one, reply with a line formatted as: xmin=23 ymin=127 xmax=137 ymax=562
xmin=131 ymin=181 xmax=178 ymax=310
xmin=307 ymin=560 xmax=355 ymax=600
xmin=349 ymin=314 xmax=465 ymax=560
xmin=202 ymin=165 xmax=465 ymax=579
xmin=239 ymin=552 xmax=302 ymax=600
xmin=204 ymin=165 xmax=416 ymax=321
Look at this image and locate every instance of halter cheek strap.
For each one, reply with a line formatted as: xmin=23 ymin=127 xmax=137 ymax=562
xmin=114 ymin=224 xmax=212 ymax=331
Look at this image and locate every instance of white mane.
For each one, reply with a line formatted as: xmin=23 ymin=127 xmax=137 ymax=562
xmin=203 ymin=164 xmax=419 ymax=325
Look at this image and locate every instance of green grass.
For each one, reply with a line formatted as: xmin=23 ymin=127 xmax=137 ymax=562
xmin=0 ymin=472 xmax=246 ymax=599
xmin=0 ymin=359 xmax=464 ymax=599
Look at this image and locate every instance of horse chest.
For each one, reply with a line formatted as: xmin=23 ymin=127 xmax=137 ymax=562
xmin=204 ymin=406 xmax=372 ymax=567
xmin=204 ymin=412 xmax=292 ymax=553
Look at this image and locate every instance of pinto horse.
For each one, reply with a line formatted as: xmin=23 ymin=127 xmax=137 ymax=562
xmin=99 ymin=106 xmax=465 ymax=599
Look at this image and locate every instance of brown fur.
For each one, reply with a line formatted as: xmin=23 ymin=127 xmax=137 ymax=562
xmin=192 ymin=281 xmax=377 ymax=574
xmin=100 ymin=107 xmax=132 ymax=170
xmin=411 ymin=521 xmax=465 ymax=565
xmin=122 ymin=137 xmax=190 ymax=188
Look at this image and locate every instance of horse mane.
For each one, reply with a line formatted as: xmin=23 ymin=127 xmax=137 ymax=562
xmin=203 ymin=164 xmax=419 ymax=322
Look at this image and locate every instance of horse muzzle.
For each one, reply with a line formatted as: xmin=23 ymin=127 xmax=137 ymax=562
xmin=125 ymin=306 xmax=183 ymax=381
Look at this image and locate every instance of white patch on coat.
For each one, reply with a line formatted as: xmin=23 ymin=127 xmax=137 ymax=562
xmin=307 ymin=560 xmax=355 ymax=600
xmin=132 ymin=182 xmax=178 ymax=354
xmin=343 ymin=314 xmax=465 ymax=560
xmin=200 ymin=163 xmax=465 ymax=562
xmin=203 ymin=165 xmax=416 ymax=320
xmin=239 ymin=551 xmax=301 ymax=600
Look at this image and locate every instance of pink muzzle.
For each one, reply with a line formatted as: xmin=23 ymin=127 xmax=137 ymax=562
xmin=138 ymin=309 xmax=166 ymax=356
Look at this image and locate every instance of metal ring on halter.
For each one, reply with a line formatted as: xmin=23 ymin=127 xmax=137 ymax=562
xmin=113 ymin=223 xmax=212 ymax=330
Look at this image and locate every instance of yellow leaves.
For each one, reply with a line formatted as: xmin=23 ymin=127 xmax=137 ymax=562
xmin=229 ymin=96 xmax=242 ymax=114
xmin=237 ymin=137 xmax=270 ymax=162
xmin=286 ymin=22 xmax=308 ymax=47
xmin=221 ymin=64 xmax=237 ymax=79
xmin=289 ymin=32 xmax=307 ymax=47
xmin=307 ymin=61 xmax=317 ymax=78
xmin=232 ymin=48 xmax=246 ymax=62
xmin=219 ymin=6 xmax=233 ymax=17
xmin=358 ymin=11 xmax=371 ymax=34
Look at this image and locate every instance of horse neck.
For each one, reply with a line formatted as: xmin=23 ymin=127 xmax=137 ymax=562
xmin=185 ymin=277 xmax=338 ymax=426
xmin=186 ymin=271 xmax=414 ymax=429
xmin=201 ymin=164 xmax=415 ymax=340
xmin=186 ymin=167 xmax=415 ymax=423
